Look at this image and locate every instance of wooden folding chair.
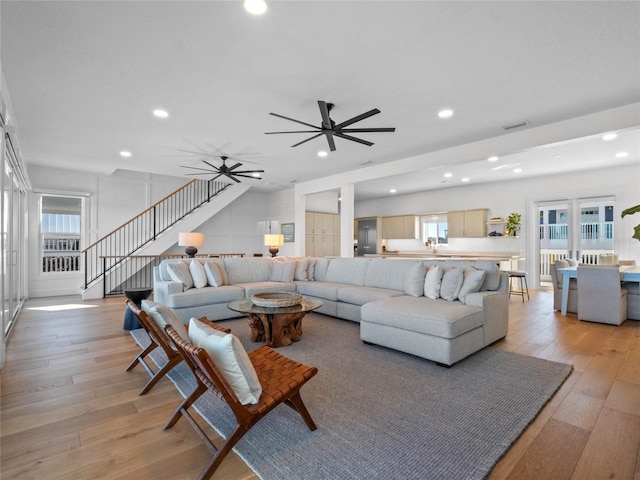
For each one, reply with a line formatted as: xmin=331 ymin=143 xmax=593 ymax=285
xmin=164 ymin=324 xmax=318 ymax=480
xmin=125 ymin=300 xmax=229 ymax=395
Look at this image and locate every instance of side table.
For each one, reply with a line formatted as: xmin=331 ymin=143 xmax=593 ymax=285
xmin=123 ymin=288 xmax=152 ymax=330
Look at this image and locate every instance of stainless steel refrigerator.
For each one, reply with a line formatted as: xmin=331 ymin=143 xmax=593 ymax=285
xmin=357 ymin=219 xmax=377 ymax=256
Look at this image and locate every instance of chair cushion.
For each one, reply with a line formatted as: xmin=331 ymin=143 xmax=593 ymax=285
xmin=142 ymin=299 xmax=190 ymax=345
xmin=189 ymin=318 xmax=262 ymax=405
xmin=204 ymin=262 xmax=224 ymax=287
xmin=167 ymin=261 xmax=193 ymax=290
xmin=424 ymin=265 xmax=444 ymax=299
xmin=189 ymin=260 xmax=207 ymax=289
xmin=440 ymin=267 xmax=464 ymax=301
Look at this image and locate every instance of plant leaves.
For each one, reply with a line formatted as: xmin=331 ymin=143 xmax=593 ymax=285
xmin=633 ymin=224 xmax=640 ymax=241
xmin=621 ymin=204 xmax=640 ymax=218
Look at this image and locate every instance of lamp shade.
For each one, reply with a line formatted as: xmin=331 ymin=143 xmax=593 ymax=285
xmin=179 ymin=232 xmax=204 ymax=247
xmin=264 ymin=234 xmax=284 ymax=246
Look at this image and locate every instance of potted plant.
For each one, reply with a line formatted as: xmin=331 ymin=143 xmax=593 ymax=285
xmin=505 ymin=212 xmax=521 ymax=236
xmin=621 ymin=204 xmax=640 ymax=241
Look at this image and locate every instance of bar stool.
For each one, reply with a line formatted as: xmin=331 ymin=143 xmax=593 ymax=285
xmin=507 ymin=271 xmax=529 ymax=302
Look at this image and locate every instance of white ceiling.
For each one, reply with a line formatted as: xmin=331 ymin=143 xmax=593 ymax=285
xmin=2 ymin=1 xmax=639 ymax=201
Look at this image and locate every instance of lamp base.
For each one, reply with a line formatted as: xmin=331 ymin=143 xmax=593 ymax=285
xmin=184 ymin=246 xmax=198 ymax=258
xmin=268 ymin=246 xmax=279 ymax=257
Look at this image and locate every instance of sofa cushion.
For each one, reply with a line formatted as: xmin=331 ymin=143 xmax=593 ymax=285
xmin=162 ymin=285 xmax=245 ymax=309
xmin=364 ymin=259 xmax=423 ymax=293
xmin=238 ymin=281 xmax=297 ymax=298
xmin=440 ymin=267 xmax=465 ymax=301
xmin=270 ymin=259 xmax=296 ymax=282
xmin=325 ymin=257 xmax=370 ymax=286
xmin=189 ymin=318 xmax=262 ymax=405
xmin=167 ymin=261 xmax=193 ymax=290
xmin=224 ymin=257 xmax=272 ymax=284
xmin=296 ymin=281 xmax=345 ymax=301
xmin=337 ymin=286 xmax=405 ymax=306
xmin=361 ymin=296 xmax=484 ymax=339
xmin=405 ymin=262 xmax=426 ymax=297
xmin=312 ymin=258 xmax=331 ymax=281
xmin=204 ymin=262 xmax=224 ymax=287
xmin=141 ymin=299 xmax=189 ymax=345
xmin=458 ymin=267 xmax=486 ymax=304
xmin=204 ymin=258 xmax=229 ymax=285
xmin=189 ymin=260 xmax=207 ymax=289
xmin=424 ymin=265 xmax=444 ymax=299
xmin=294 ymin=257 xmax=310 ymax=281
xmin=306 ymin=258 xmax=317 ymax=280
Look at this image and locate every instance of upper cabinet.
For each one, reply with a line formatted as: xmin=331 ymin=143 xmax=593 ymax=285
xmin=447 ymin=209 xmax=488 ymax=237
xmin=382 ymin=215 xmax=418 ymax=239
xmin=306 ymin=211 xmax=340 ymax=256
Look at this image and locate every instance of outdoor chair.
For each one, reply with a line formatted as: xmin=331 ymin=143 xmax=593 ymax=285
xmin=577 ymin=265 xmax=627 ymax=325
xmin=164 ymin=322 xmax=318 ymax=480
xmin=125 ymin=299 xmax=230 ymax=395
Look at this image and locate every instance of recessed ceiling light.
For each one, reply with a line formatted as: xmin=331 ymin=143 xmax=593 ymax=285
xmin=390 ymin=188 xmax=397 ymax=193
xmin=153 ymin=109 xmax=169 ymax=118
xmin=244 ymin=0 xmax=267 ymax=15
xmin=461 ymin=178 xmax=470 ymax=182
xmin=318 ymin=151 xmax=328 ymax=157
xmin=488 ymin=156 xmax=499 ymax=162
xmin=438 ymin=109 xmax=454 ymax=119
xmin=616 ymin=151 xmax=628 ymax=158
xmin=444 ymin=172 xmax=452 ymax=178
xmin=119 ymin=151 xmax=132 ymax=158
xmin=513 ymin=168 xmax=522 ymax=173
xmin=602 ymin=132 xmax=617 ymax=141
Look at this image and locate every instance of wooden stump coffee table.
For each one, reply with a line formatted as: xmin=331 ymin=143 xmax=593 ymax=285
xmin=227 ymin=297 xmax=322 ymax=347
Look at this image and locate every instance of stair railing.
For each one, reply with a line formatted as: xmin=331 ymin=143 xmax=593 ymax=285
xmin=82 ymin=178 xmax=230 ymax=289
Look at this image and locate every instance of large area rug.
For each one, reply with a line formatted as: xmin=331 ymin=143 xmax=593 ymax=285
xmin=131 ymin=313 xmax=572 ymax=480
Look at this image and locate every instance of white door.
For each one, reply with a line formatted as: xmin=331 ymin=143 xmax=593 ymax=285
xmin=536 ymin=196 xmax=615 ymax=287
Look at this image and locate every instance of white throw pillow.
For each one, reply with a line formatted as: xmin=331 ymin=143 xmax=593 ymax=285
xmin=294 ymin=257 xmax=310 ymax=281
xmin=189 ymin=260 xmax=207 ymax=289
xmin=404 ymin=262 xmax=426 ymax=297
xmin=141 ymin=299 xmax=189 ymax=346
xmin=440 ymin=267 xmax=465 ymax=302
xmin=167 ymin=261 xmax=193 ymax=290
xmin=270 ymin=259 xmax=296 ymax=282
xmin=307 ymin=258 xmax=317 ymax=281
xmin=424 ymin=265 xmax=444 ymax=299
xmin=204 ymin=262 xmax=224 ymax=287
xmin=458 ymin=267 xmax=486 ymax=304
xmin=189 ymin=318 xmax=262 ymax=405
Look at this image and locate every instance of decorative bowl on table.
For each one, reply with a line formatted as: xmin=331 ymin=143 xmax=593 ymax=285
xmin=251 ymin=292 xmax=302 ymax=307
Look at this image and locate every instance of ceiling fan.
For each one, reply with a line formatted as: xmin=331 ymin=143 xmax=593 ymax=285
xmin=181 ymin=156 xmax=264 ymax=183
xmin=265 ymin=100 xmax=395 ymax=152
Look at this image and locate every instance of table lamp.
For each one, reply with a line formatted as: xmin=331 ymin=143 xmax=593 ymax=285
xmin=179 ymin=232 xmax=204 ymax=258
xmin=264 ymin=234 xmax=284 ymax=257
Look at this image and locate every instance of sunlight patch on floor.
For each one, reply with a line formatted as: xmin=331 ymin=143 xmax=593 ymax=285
xmin=26 ymin=304 xmax=99 ymax=312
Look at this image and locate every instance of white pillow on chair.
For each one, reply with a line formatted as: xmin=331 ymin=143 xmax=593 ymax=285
xmin=188 ymin=318 xmax=262 ymax=405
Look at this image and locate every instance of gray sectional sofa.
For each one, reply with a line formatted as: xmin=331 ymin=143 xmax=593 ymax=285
xmin=153 ymin=256 xmax=509 ymax=365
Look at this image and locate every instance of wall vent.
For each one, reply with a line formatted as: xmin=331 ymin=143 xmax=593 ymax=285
xmin=501 ymin=120 xmax=528 ymax=130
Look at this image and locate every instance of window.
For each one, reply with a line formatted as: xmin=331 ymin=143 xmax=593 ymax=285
xmin=41 ymin=194 xmax=83 ymax=273
xmin=421 ymin=214 xmax=448 ymax=246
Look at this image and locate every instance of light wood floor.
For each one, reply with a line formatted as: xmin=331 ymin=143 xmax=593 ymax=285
xmin=1 ymin=290 xmax=639 ymax=480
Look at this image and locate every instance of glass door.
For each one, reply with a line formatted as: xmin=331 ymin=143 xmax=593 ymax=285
xmin=537 ymin=196 xmax=615 ymax=287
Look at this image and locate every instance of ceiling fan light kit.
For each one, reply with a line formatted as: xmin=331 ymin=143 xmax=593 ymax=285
xmin=265 ymin=100 xmax=395 ymax=152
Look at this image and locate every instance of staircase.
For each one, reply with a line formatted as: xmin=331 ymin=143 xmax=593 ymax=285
xmin=81 ymin=178 xmax=250 ymax=299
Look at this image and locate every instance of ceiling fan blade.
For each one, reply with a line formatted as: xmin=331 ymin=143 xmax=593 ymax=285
xmin=339 ymin=127 xmax=396 ymax=133
xmin=228 ymin=163 xmax=243 ymax=171
xmin=224 ymin=173 xmax=242 ymax=183
xmin=291 ymin=133 xmax=323 ymax=148
xmin=265 ymin=130 xmax=321 ymax=134
xmin=229 ymin=169 xmax=265 ymax=174
xmin=209 ymin=174 xmax=224 ymax=182
xmin=181 ymin=165 xmax=219 ymax=173
xmin=185 ymin=172 xmax=218 ymax=176
xmin=334 ymin=132 xmax=374 ymax=146
xmin=325 ymin=132 xmax=336 ymax=152
xmin=335 ymin=108 xmax=380 ymax=129
xmin=269 ymin=112 xmax=319 ymax=130
xmin=231 ymin=173 xmax=263 ymax=179
xmin=202 ymin=159 xmax=221 ymax=170
xmin=318 ymin=101 xmax=333 ymax=130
